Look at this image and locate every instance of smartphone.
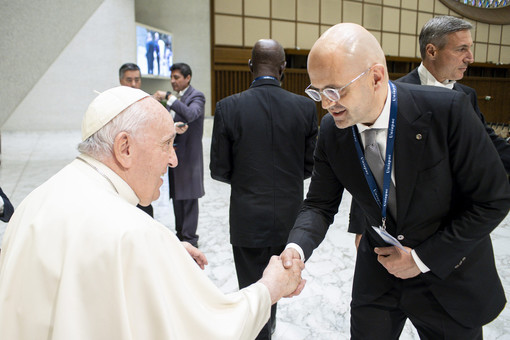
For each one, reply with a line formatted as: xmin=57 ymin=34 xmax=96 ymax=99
xmin=175 ymin=122 xmax=187 ymax=127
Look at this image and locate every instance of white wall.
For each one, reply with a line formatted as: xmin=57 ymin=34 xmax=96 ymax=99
xmin=135 ymin=0 xmax=212 ymax=117
xmin=2 ymin=0 xmax=135 ymax=131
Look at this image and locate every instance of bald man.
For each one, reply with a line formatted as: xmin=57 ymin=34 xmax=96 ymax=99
xmin=0 ymin=86 xmax=305 ymax=340
xmin=281 ymin=23 xmax=510 ymax=339
xmin=210 ymin=39 xmax=318 ymax=339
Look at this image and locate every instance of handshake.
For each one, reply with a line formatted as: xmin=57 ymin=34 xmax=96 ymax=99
xmin=258 ymin=248 xmax=306 ymax=305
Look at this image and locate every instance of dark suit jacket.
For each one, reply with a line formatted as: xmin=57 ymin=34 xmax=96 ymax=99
xmin=167 ymin=85 xmax=205 ymax=200
xmin=397 ymin=67 xmax=510 ymax=173
xmin=210 ymin=78 xmax=318 ymax=247
xmin=288 ymin=82 xmax=510 ymax=327
xmin=348 ymin=68 xmax=510 ymax=234
xmin=0 ymin=187 xmax=14 ymax=223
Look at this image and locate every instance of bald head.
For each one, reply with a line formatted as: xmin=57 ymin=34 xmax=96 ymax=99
xmin=307 ymin=23 xmax=389 ymax=129
xmin=249 ymin=39 xmax=286 ymax=79
xmin=309 ymin=23 xmax=386 ymax=80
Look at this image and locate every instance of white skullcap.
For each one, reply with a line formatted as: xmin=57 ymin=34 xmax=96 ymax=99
xmin=81 ymin=86 xmax=150 ymax=141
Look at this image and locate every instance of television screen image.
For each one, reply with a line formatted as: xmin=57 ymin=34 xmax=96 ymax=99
xmin=136 ymin=23 xmax=173 ymax=78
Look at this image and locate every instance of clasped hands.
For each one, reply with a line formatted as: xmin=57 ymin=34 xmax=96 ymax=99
xmin=182 ymin=242 xmax=306 ymax=304
xmin=259 ymin=252 xmax=306 ymax=304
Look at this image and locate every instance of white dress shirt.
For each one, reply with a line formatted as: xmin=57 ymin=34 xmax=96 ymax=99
xmin=418 ymin=63 xmax=455 ymax=89
xmin=167 ymin=86 xmax=189 ymax=118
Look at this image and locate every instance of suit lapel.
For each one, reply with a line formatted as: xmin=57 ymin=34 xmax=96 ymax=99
xmin=180 ymin=86 xmax=193 ymax=103
xmin=394 ymin=84 xmax=431 ymax=229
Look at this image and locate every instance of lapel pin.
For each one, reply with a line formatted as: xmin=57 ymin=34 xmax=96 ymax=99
xmin=416 ymin=134 xmax=422 ymax=140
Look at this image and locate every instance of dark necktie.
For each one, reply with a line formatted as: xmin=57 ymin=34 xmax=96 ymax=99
xmin=364 ymin=128 xmax=397 ymax=220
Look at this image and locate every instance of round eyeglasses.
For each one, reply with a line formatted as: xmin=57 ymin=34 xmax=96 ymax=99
xmin=305 ymin=67 xmax=372 ymax=102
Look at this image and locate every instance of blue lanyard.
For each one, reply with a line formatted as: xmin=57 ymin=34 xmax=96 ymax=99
xmin=351 ymin=81 xmax=397 ymax=229
xmin=251 ymin=76 xmax=278 ymax=85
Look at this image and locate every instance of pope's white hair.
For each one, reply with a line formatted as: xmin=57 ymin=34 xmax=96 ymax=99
xmin=77 ymin=98 xmax=151 ymax=160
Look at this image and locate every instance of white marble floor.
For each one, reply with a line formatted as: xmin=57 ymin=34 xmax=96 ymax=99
xmin=1 ymin=124 xmax=510 ymax=339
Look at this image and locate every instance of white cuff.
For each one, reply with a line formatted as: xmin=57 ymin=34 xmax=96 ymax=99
xmin=411 ymin=249 xmax=430 ymax=273
xmin=167 ymin=94 xmax=178 ymax=106
xmin=285 ymin=243 xmax=305 ymax=261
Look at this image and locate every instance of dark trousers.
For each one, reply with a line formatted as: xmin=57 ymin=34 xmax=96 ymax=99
xmin=173 ymin=198 xmax=199 ymax=247
xmin=233 ymin=245 xmax=286 ymax=340
xmin=351 ymin=277 xmax=483 ymax=340
xmin=136 ymin=203 xmax=153 ymax=217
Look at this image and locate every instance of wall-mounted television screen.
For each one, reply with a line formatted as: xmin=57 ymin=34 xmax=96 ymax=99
xmin=136 ymin=23 xmax=173 ymax=78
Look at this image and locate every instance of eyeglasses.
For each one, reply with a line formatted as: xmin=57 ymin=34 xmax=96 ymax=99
xmin=305 ymin=67 xmax=372 ymax=102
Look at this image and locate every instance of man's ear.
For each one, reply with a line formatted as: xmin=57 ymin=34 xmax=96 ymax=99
xmin=279 ymin=61 xmax=287 ymax=79
xmin=425 ymin=43 xmax=437 ymax=59
xmin=113 ymin=131 xmax=133 ymax=169
xmin=372 ymin=64 xmax=386 ymax=88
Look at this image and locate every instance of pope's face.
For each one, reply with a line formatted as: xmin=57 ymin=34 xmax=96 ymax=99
xmin=130 ymin=100 xmax=177 ymax=205
xmin=432 ymin=30 xmax=474 ymax=82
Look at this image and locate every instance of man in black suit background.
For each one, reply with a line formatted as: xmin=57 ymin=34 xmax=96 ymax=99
xmin=210 ymin=39 xmax=318 ymax=339
xmin=281 ymin=23 xmax=510 ymax=339
xmin=398 ymin=16 xmax=510 ymax=173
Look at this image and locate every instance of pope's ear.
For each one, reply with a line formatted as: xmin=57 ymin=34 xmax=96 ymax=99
xmin=113 ymin=131 xmax=133 ymax=168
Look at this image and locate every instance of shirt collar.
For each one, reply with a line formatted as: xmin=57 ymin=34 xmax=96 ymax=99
xmin=178 ymin=86 xmax=190 ymax=97
xmin=418 ymin=63 xmax=455 ymax=89
xmin=76 ymin=153 xmax=140 ymax=206
xmin=356 ymin=83 xmax=392 ymax=134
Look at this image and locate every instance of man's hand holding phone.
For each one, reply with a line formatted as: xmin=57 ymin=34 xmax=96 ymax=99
xmin=175 ymin=122 xmax=188 ymax=134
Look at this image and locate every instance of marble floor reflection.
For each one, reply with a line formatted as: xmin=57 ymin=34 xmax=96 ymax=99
xmin=1 ymin=122 xmax=510 ymax=339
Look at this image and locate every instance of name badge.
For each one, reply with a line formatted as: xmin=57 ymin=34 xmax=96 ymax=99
xmin=371 ymin=226 xmax=409 ymax=253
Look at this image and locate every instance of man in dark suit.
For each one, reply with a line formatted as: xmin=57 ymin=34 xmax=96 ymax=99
xmin=210 ymin=39 xmax=318 ymax=339
xmin=398 ymin=16 xmax=510 ymax=173
xmin=154 ymin=63 xmax=205 ymax=247
xmin=350 ymin=15 xmax=510 ymax=250
xmin=281 ymin=23 xmax=510 ymax=339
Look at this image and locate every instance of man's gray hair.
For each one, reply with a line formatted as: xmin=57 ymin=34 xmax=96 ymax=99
xmin=77 ymin=99 xmax=150 ymax=160
xmin=419 ymin=16 xmax=473 ymax=59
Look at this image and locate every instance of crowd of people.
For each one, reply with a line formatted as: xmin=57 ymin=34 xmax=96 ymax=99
xmin=0 ymin=15 xmax=509 ymax=340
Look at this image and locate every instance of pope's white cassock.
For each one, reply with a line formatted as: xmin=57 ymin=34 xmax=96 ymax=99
xmin=0 ymin=153 xmax=270 ymax=340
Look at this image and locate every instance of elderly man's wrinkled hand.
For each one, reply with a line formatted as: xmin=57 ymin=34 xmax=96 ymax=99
xmin=259 ymin=256 xmax=305 ymax=304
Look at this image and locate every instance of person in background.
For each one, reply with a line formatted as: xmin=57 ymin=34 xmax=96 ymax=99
xmin=281 ymin=23 xmax=510 ymax=339
xmin=119 ymin=63 xmax=142 ymax=89
xmin=153 ymin=63 xmax=205 ymax=248
xmin=0 ymin=86 xmax=305 ymax=340
xmin=210 ymin=39 xmax=318 ymax=339
xmin=349 ymin=15 xmax=510 ymax=248
xmin=119 ymin=62 xmax=187 ymax=218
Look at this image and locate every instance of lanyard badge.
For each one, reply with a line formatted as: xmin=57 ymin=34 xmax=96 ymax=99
xmin=352 ymin=81 xmax=408 ymax=253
